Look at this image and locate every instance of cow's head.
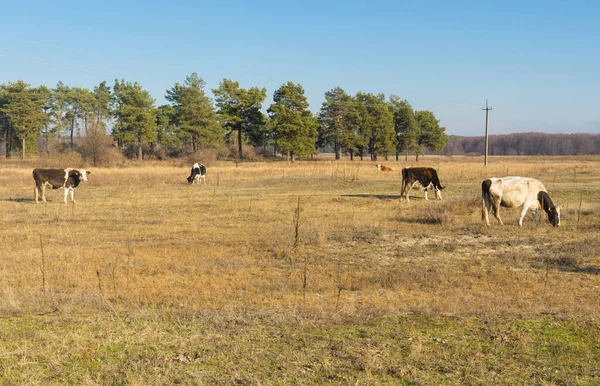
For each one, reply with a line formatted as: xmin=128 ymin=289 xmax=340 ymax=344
xmin=375 ymin=164 xmax=381 ymax=171
xmin=547 ymin=206 xmax=561 ymax=227
xmin=79 ymin=169 xmax=90 ymax=182
xmin=187 ymin=176 xmax=194 ymax=184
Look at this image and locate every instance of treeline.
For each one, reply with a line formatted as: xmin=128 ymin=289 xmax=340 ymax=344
xmin=442 ymin=133 xmax=600 ymax=156
xmin=0 ymin=74 xmax=447 ymax=164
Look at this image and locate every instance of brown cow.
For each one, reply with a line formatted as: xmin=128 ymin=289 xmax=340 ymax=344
xmin=376 ymin=164 xmax=394 ymax=172
xmin=400 ymin=167 xmax=444 ymax=202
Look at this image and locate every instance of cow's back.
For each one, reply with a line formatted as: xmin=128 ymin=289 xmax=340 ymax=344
xmin=33 ymin=168 xmax=67 ymax=189
xmin=489 ymin=177 xmax=546 ymax=208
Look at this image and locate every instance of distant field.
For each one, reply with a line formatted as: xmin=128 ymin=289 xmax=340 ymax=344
xmin=1 ymin=156 xmax=599 ymax=384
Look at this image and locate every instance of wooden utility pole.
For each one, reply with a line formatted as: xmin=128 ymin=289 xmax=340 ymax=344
xmin=21 ymin=138 xmax=26 ymax=160
xmin=482 ymin=99 xmax=492 ymax=166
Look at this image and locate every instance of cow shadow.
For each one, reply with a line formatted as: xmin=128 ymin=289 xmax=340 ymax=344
xmin=341 ymin=194 xmax=402 ymax=200
xmin=557 ymin=265 xmax=600 ymax=275
xmin=1 ymin=197 xmax=33 ymax=203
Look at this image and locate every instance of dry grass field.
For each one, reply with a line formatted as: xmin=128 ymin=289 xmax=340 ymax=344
xmin=1 ymin=156 xmax=599 ymax=384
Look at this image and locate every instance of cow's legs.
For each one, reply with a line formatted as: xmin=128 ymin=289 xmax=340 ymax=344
xmin=482 ymin=198 xmax=492 ymax=226
xmin=490 ymin=196 xmax=504 ymax=225
xmin=518 ymin=204 xmax=531 ymax=227
xmin=424 ymin=189 xmax=428 ymax=201
xmin=34 ymin=185 xmax=39 ymax=204
xmin=41 ymin=184 xmax=47 ymax=202
xmin=531 ymin=210 xmax=540 ymax=226
xmin=69 ymin=189 xmax=75 ymax=202
xmin=435 ymin=188 xmax=442 ymax=200
xmin=400 ymin=183 xmax=409 ymax=202
xmin=63 ymin=188 xmax=69 ymax=203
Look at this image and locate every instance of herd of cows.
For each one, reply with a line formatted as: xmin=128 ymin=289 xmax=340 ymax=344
xmin=29 ymin=162 xmax=561 ymax=227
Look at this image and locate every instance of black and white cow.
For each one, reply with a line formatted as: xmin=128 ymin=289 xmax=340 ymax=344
xmin=482 ymin=176 xmax=561 ymax=227
xmin=400 ymin=167 xmax=444 ymax=202
xmin=32 ymin=168 xmax=90 ymax=204
xmin=187 ymin=163 xmax=206 ymax=185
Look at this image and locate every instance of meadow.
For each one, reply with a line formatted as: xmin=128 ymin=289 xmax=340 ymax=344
xmin=1 ymin=156 xmax=599 ymax=385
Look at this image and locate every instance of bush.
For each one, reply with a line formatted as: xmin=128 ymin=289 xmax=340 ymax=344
xmin=79 ymin=129 xmax=118 ymax=166
xmin=185 ymin=148 xmax=219 ymax=167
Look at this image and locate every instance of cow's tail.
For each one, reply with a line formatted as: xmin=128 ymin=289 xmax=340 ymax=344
xmin=32 ymin=169 xmax=38 ymax=203
xmin=401 ymin=167 xmax=408 ymax=198
xmin=481 ymin=179 xmax=492 ymax=221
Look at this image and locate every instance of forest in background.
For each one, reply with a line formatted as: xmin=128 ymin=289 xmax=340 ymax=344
xmin=0 ymin=75 xmax=447 ymax=165
xmin=441 ymin=132 xmax=600 ymax=156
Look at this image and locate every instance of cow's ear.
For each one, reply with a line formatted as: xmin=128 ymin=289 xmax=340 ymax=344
xmin=86 ymin=171 xmax=91 ymax=175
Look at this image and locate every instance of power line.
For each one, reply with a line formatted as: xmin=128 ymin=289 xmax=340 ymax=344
xmin=482 ymin=99 xmax=492 ymax=166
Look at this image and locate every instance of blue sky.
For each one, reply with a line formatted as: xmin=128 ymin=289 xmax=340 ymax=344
xmin=1 ymin=0 xmax=599 ymax=136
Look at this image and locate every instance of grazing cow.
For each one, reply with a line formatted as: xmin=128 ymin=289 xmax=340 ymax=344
xmin=400 ymin=167 xmax=444 ymax=202
xmin=32 ymin=168 xmax=90 ymax=204
xmin=481 ymin=176 xmax=561 ymax=227
xmin=187 ymin=163 xmax=206 ymax=185
xmin=376 ymin=164 xmax=394 ymax=172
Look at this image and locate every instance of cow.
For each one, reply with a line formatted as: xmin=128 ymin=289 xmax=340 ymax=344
xmin=187 ymin=163 xmax=206 ymax=185
xmin=376 ymin=164 xmax=394 ymax=172
xmin=400 ymin=167 xmax=444 ymax=202
xmin=32 ymin=168 xmax=90 ymax=204
xmin=481 ymin=176 xmax=561 ymax=227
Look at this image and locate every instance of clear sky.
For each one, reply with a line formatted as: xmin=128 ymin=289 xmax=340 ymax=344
xmin=1 ymin=0 xmax=599 ymax=136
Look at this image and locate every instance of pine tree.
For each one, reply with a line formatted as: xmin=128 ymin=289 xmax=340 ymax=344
xmin=167 ymin=73 xmax=223 ymax=152
xmin=355 ymin=92 xmax=395 ymax=161
xmin=317 ymin=87 xmax=362 ymax=160
xmin=415 ymin=110 xmax=447 ymax=160
xmin=389 ymin=95 xmax=419 ymax=161
xmin=268 ymin=82 xmax=318 ymax=161
xmin=213 ymin=79 xmax=267 ymax=159
xmin=0 ymin=81 xmax=49 ymax=158
xmin=112 ymin=79 xmax=157 ymax=159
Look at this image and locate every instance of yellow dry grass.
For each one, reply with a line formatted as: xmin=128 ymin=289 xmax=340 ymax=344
xmin=1 ymin=155 xmax=599 ymax=384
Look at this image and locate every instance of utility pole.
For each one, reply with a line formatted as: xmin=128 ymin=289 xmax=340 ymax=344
xmin=482 ymin=99 xmax=492 ymax=166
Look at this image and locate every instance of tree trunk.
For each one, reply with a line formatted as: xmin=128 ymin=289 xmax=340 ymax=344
xmin=405 ymin=148 xmax=408 ymax=161
xmin=45 ymin=128 xmax=49 ymax=154
xmin=416 ymin=152 xmax=419 ymax=162
xmin=286 ymin=150 xmax=290 ymax=161
xmin=335 ymin=141 xmax=340 ymax=160
xmin=137 ymin=142 xmax=143 ymax=160
xmin=350 ymin=150 xmax=354 ymax=161
xmin=21 ymin=138 xmax=25 ymax=160
xmin=395 ymin=151 xmax=399 ymax=161
xmin=57 ymin=115 xmax=62 ymax=144
xmin=238 ymin=128 xmax=243 ymax=159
